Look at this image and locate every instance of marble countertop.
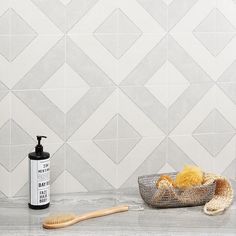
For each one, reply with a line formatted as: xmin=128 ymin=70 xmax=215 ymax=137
xmin=0 ymin=183 xmax=236 ymax=236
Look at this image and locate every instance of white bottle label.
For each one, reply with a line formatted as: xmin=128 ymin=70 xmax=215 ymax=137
xmin=29 ymin=159 xmax=50 ymax=206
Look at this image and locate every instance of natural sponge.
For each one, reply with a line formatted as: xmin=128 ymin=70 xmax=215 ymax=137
xmin=175 ymin=165 xmax=203 ymax=189
xmin=156 ymin=175 xmax=176 ymax=188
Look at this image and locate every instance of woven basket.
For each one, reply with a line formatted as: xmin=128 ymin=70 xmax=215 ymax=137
xmin=138 ymin=172 xmax=216 ymax=208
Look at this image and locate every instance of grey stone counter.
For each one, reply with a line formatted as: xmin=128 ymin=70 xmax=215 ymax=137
xmin=0 ymin=183 xmax=236 ymax=236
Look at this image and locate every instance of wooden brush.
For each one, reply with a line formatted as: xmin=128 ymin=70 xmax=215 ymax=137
xmin=43 ymin=205 xmax=129 ymax=229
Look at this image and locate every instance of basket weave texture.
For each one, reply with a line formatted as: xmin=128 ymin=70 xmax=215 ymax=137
xmin=203 ymin=173 xmax=233 ymax=215
xmin=138 ymin=172 xmax=216 ymax=208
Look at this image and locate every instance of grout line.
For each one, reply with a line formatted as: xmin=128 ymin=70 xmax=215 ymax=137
xmin=166 ymin=7 xmax=169 ymax=169
xmin=63 ymin=20 xmax=67 ymax=194
xmin=9 ymin=1 xmax=12 ymax=198
xmin=9 ymin=82 xmax=215 ymax=92
xmin=114 ymin=4 xmax=119 ymax=189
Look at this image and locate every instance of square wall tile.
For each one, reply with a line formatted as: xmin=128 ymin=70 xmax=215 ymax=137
xmin=12 ymin=36 xmax=65 ymax=90
xmin=169 ymin=0 xmax=216 ymax=33
xmin=169 ymin=135 xmax=214 ymax=173
xmin=66 ymin=35 xmax=114 ymax=87
xmin=121 ymin=137 xmax=167 ymax=188
xmin=11 ymin=91 xmax=65 ymax=143
xmin=66 ymin=87 xmax=116 ymax=141
xmin=18 ymin=0 xmax=63 ymax=34
xmin=168 ymin=83 xmax=214 ymax=135
xmin=136 ymin=0 xmax=168 ymax=31
xmin=66 ymin=142 xmax=113 ymax=191
xmin=67 ymin=34 xmax=117 ymax=86
xmin=118 ymin=88 xmax=166 ymax=137
xmin=65 ymin=0 xmax=99 ymax=33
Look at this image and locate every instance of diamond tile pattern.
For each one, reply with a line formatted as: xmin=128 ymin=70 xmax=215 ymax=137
xmin=94 ymin=9 xmax=142 ymax=59
xmin=145 ymin=61 xmax=190 ymax=107
xmin=0 ymin=9 xmax=37 ymax=61
xmin=0 ymin=0 xmax=236 ymax=197
xmin=193 ymin=9 xmax=236 ymax=56
xmin=94 ymin=114 xmax=141 ymax=163
xmin=31 ymin=0 xmax=99 ymax=32
xmin=193 ymin=110 xmax=235 ymax=156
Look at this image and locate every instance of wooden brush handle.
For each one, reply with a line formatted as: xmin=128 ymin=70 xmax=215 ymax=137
xmin=43 ymin=205 xmax=129 ymax=229
xmin=75 ymin=205 xmax=129 ymax=223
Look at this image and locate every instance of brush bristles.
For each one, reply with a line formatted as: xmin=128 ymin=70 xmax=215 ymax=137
xmin=44 ymin=214 xmax=76 ymax=225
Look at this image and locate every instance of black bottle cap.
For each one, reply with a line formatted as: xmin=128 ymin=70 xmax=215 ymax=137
xmin=28 ymin=136 xmax=50 ymax=160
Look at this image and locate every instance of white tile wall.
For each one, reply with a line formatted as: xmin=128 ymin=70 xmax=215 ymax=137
xmin=0 ymin=0 xmax=235 ymax=197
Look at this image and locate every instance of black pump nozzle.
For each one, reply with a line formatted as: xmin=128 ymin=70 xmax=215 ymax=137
xmin=37 ymin=135 xmax=47 ymax=145
xmin=35 ymin=136 xmax=47 ymax=155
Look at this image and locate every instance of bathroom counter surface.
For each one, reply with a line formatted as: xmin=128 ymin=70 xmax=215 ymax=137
xmin=0 ymin=182 xmax=236 ymax=236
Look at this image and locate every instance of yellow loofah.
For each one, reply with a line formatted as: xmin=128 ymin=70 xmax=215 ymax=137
xmin=175 ymin=165 xmax=203 ymax=189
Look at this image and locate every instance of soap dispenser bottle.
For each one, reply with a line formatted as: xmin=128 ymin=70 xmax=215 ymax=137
xmin=28 ymin=136 xmax=50 ymax=209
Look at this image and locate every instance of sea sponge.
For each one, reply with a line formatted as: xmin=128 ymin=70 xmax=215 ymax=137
xmin=156 ymin=175 xmax=176 ymax=188
xmin=175 ymin=165 xmax=203 ymax=189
